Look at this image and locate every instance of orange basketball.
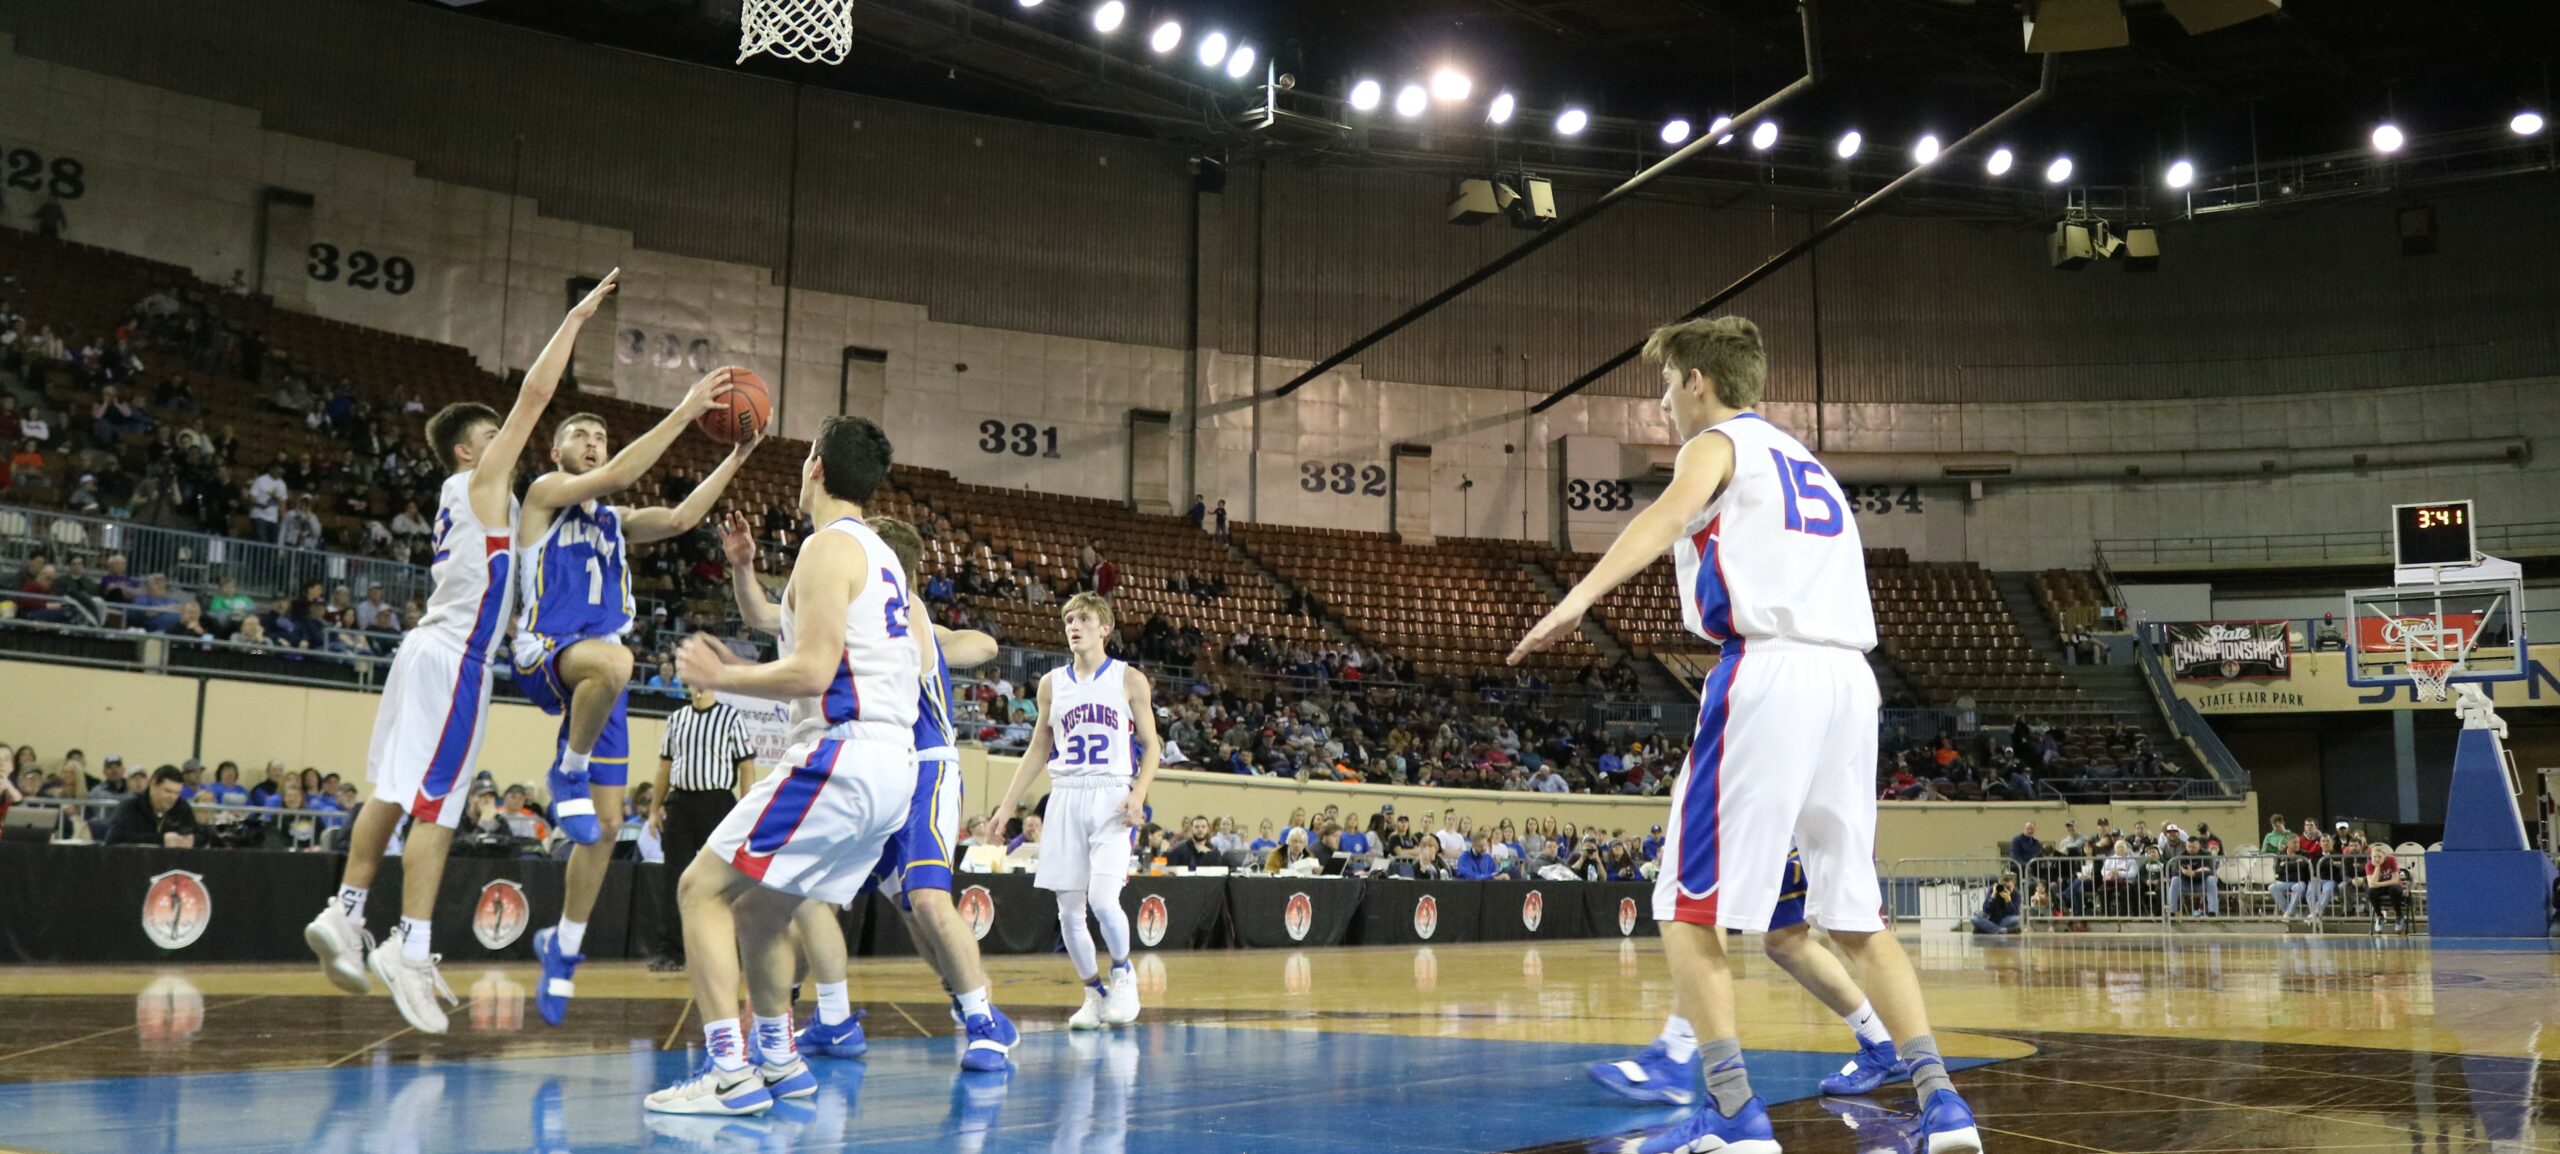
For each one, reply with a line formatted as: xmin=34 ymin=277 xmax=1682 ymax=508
xmin=698 ymin=368 xmax=770 ymax=444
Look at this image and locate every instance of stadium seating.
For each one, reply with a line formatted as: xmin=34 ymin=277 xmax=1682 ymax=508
xmin=1235 ymin=526 xmax=1602 ymax=677
xmin=0 ymin=232 xmax=2112 ymax=716
xmin=2033 ymin=568 xmax=2113 ymax=636
xmin=1871 ymin=559 xmax=2085 ymax=710
xmin=886 ymin=468 xmax=1326 ymax=655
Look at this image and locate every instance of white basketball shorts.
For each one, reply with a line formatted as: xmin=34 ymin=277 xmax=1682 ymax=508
xmin=367 ymin=637 xmax=495 ymax=830
xmin=704 ymin=735 xmax=910 ymax=906
xmin=1654 ymin=638 xmax=1887 ymax=934
xmin=1033 ymin=778 xmax=1136 ymax=892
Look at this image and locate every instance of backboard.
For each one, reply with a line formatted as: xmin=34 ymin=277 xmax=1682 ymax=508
xmin=2343 ymin=578 xmax=2527 ymax=697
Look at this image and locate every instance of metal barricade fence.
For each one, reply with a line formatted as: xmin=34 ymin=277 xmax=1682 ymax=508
xmin=2159 ymin=852 xmax=2427 ymax=933
xmin=2018 ymin=853 xmax=2171 ymax=930
xmin=1882 ymin=857 xmax=2014 ymax=931
xmin=0 ymin=503 xmax=434 ymax=608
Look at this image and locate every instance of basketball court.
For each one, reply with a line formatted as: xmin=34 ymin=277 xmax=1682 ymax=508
xmin=1 ymin=933 xmax=2553 ymax=1153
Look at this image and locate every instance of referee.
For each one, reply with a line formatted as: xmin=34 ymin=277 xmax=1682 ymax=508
xmin=646 ymin=684 xmax=756 ymax=971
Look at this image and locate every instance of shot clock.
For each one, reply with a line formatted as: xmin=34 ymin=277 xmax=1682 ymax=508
xmin=2393 ymin=500 xmax=2476 ymax=568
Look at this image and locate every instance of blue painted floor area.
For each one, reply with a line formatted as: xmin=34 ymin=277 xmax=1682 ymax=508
xmin=0 ymin=1024 xmax=1997 ymax=1154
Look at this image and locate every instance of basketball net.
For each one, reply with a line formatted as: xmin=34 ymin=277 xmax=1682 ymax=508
xmin=739 ymin=0 xmax=853 ymax=65
xmin=2409 ymin=660 xmax=2455 ymax=702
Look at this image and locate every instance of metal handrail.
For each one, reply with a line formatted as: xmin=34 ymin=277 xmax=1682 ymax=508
xmin=0 ymin=502 xmax=433 ymax=607
xmin=2096 ymin=520 xmax=2560 ymax=570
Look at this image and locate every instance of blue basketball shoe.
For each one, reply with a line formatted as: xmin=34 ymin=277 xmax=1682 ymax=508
xmin=548 ymin=757 xmax=602 ymax=846
xmin=960 ymin=1008 xmax=1018 ymax=1072
xmin=531 ymin=926 xmax=582 ymax=1027
xmin=1588 ymin=1042 xmax=1701 ymax=1106
xmin=1637 ymin=1096 xmax=1781 ymax=1154
xmin=1820 ymin=1038 xmax=1911 ymax=1096
xmin=795 ymin=1009 xmax=869 ymax=1059
xmin=1910 ymin=1088 xmax=1983 ymax=1154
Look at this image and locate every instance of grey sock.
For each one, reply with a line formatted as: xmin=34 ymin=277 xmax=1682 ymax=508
xmin=1699 ymin=1037 xmax=1753 ymax=1116
xmin=1904 ymin=1033 xmax=1954 ymax=1099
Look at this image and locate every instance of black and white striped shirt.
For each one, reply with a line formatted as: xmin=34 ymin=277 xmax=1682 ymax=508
xmin=661 ymin=701 xmax=754 ymax=792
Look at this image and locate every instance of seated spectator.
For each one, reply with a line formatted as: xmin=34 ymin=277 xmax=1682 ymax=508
xmin=1454 ymin=832 xmax=1500 ymax=880
xmin=131 ymin=574 xmax=184 ymax=631
xmin=1402 ymin=836 xmax=1454 ymax=880
xmin=1246 ymin=818 xmax=1277 ymax=855
xmin=1265 ymin=828 xmax=1322 ymax=875
xmin=104 ymin=765 xmax=198 ymax=847
xmin=13 ymin=563 xmax=75 ymax=623
xmin=200 ymin=762 xmax=250 ymax=808
xmin=2362 ymin=843 xmax=2409 ymax=932
xmin=1971 ymin=875 xmax=2023 ymax=934
xmin=90 ymin=557 xmax=137 ymax=606
xmin=2313 ymin=613 xmax=2347 ymax=651
xmin=1164 ymin=817 xmax=1222 ymax=870
xmin=233 ymin=615 xmax=272 ymax=646
xmin=161 ymin=600 xmax=215 ymax=641
xmin=2168 ymin=836 xmax=2219 ymax=916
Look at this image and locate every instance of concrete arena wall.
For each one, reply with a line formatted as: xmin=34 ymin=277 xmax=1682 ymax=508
xmin=0 ymin=32 xmax=2547 ymax=568
xmin=0 ymin=661 xmax=2253 ymax=862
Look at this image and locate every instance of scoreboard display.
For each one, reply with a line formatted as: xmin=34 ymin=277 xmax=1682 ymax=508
xmin=2393 ymin=500 xmax=2476 ymax=568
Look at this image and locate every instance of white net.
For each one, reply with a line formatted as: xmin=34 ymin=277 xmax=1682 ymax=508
xmin=739 ymin=0 xmax=854 ymax=65
xmin=2409 ymin=660 xmax=2454 ymax=702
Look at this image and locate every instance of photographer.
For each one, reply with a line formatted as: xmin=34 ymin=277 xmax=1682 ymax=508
xmin=1971 ymin=875 xmax=2023 ymax=935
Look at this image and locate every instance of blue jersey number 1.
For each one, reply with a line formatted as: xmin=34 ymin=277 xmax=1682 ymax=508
xmin=1770 ymin=449 xmax=1845 ymax=537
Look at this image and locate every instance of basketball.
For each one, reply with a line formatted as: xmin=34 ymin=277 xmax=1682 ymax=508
xmin=696 ymin=367 xmax=768 ymax=444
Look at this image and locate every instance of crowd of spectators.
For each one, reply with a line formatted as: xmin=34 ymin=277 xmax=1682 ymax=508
xmin=1878 ymin=717 xmax=2201 ymax=803
xmin=957 ymin=799 xmax=1666 ymax=884
xmin=1984 ymin=811 xmax=2416 ymax=932
xmin=0 ymin=277 xmax=475 ymax=562
xmin=0 ymin=738 xmax=658 ymax=862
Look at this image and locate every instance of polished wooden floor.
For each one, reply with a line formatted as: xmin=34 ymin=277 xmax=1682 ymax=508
xmin=0 ymin=933 xmax=2553 ymax=1153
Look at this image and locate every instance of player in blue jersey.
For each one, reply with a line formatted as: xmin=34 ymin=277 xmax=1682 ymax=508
xmin=1587 ymin=849 xmax=1911 ymax=1106
xmin=741 ymin=514 xmax=1017 ymax=1071
xmin=513 ymin=370 xmax=764 ymax=1027
xmin=300 ymin=271 xmax=618 ymax=1036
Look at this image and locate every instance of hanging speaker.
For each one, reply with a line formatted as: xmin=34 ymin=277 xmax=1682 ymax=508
xmin=2022 ymin=0 xmax=2128 ymax=53
xmin=2162 ymin=0 xmax=2282 ymax=36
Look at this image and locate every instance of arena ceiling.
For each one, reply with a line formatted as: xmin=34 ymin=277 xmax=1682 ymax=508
xmin=423 ymin=0 xmax=2554 ymax=194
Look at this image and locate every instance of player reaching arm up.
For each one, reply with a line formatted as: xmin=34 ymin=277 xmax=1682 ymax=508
xmin=719 ymin=510 xmax=784 ymax=635
xmin=624 ymin=432 xmax=763 ymax=545
xmin=675 ymin=533 xmax=863 ymax=704
xmin=472 ymin=269 xmax=621 ymax=527
xmin=514 ymin=363 xmax=748 ymax=1030
xmin=302 ymin=270 xmax=616 ymax=1037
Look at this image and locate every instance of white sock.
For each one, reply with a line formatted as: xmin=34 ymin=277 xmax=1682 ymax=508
xmin=956 ymin=986 xmax=992 ymax=1020
xmin=561 ymin=749 xmax=592 ymax=780
xmin=401 ymin=917 xmax=432 ymax=962
xmin=555 ymin=919 xmax=587 ymax=957
xmin=335 ymin=884 xmax=367 ymax=925
xmin=752 ymin=1013 xmax=796 ymax=1064
xmin=1660 ymin=1014 xmax=1699 ymax=1062
xmin=815 ymin=981 xmax=852 ymax=1027
xmin=704 ymin=1018 xmax=748 ymax=1072
xmin=1844 ymin=1000 xmax=1891 ymax=1047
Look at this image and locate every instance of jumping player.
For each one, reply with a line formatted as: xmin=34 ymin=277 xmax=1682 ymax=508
xmin=714 ymin=510 xmax=1020 ymax=1070
xmin=1513 ymin=316 xmax=1980 ymax=1154
xmin=1588 ymin=850 xmax=1910 ymax=1104
xmin=513 ymin=374 xmax=761 ymax=1027
xmin=651 ymin=415 xmax=916 ymax=1116
xmin=302 ymin=270 xmax=620 ymax=1034
xmin=988 ymin=593 xmax=1161 ymax=1031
